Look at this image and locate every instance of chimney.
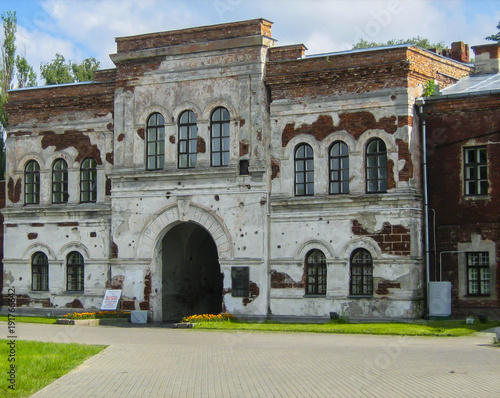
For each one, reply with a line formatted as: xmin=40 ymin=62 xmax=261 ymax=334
xmin=450 ymin=41 xmax=469 ymax=63
xmin=472 ymin=43 xmax=500 ymax=74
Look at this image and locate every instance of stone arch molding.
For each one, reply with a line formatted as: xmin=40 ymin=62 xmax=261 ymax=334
xmin=137 ymin=201 xmax=234 ymax=259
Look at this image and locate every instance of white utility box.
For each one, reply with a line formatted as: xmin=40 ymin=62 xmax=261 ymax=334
xmin=130 ymin=310 xmax=149 ymax=324
xmin=428 ymin=282 xmax=452 ymax=317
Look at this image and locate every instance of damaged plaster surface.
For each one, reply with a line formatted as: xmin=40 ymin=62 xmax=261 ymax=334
xmin=2 ymin=18 xmax=472 ymax=321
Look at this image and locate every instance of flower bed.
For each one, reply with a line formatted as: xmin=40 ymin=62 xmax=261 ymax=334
xmin=181 ymin=312 xmax=235 ymax=323
xmin=62 ymin=310 xmax=130 ymax=320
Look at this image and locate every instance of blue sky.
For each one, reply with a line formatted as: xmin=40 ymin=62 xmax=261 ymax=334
xmin=1 ymin=0 xmax=499 ymax=85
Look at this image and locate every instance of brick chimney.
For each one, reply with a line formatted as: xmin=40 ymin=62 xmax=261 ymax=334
xmin=450 ymin=41 xmax=470 ymax=63
xmin=472 ymin=42 xmax=500 ymax=74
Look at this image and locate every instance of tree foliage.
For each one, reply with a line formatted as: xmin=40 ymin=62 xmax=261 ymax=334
xmin=15 ymin=55 xmax=37 ymax=88
xmin=41 ymin=54 xmax=100 ymax=85
xmin=352 ymin=36 xmax=446 ymax=51
xmin=40 ymin=53 xmax=75 ymax=85
xmin=485 ymin=21 xmax=500 ymax=42
xmin=1 ymin=11 xmax=16 ymax=95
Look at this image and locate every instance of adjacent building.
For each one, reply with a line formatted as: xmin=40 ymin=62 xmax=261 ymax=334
xmin=2 ymin=19 xmax=480 ymax=321
xmin=422 ymin=42 xmax=500 ymax=318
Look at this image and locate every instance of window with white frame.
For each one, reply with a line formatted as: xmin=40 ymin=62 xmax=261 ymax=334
xmin=466 ymin=252 xmax=490 ymax=296
xmin=464 ymin=146 xmax=488 ymax=196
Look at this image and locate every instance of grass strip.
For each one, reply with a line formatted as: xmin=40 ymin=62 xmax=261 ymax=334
xmin=0 ymin=315 xmax=59 ymax=324
xmin=192 ymin=320 xmax=500 ymax=337
xmin=0 ymin=339 xmax=106 ymax=397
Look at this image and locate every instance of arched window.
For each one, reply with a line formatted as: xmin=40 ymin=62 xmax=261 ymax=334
xmin=25 ymin=160 xmax=40 ymax=204
xmin=178 ymin=110 xmax=197 ymax=169
xmin=32 ymin=252 xmax=48 ymax=291
xmin=146 ymin=113 xmax=165 ymax=170
xmin=67 ymin=251 xmax=84 ymax=292
xmin=329 ymin=141 xmax=349 ymax=194
xmin=52 ymin=159 xmax=68 ymax=204
xmin=350 ymin=249 xmax=373 ymax=296
xmin=80 ymin=157 xmax=97 ymax=203
xmin=366 ymin=138 xmax=387 ymax=193
xmin=305 ymin=249 xmax=327 ymax=295
xmin=210 ymin=107 xmax=230 ymax=167
xmin=294 ymin=144 xmax=314 ymax=196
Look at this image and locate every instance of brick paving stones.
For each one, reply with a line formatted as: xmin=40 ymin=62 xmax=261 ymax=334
xmin=9 ymin=323 xmax=500 ymax=398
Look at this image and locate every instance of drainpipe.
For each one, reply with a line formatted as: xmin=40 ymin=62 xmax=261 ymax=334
xmin=416 ymin=98 xmax=431 ymax=308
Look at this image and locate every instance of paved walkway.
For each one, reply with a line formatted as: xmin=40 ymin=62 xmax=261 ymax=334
xmin=8 ymin=322 xmax=500 ymax=397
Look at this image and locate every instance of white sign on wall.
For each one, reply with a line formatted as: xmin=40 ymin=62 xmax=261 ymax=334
xmin=101 ymin=290 xmax=122 ymax=310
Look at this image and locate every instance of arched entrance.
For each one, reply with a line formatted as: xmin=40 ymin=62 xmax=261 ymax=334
xmin=161 ymin=221 xmax=223 ymax=321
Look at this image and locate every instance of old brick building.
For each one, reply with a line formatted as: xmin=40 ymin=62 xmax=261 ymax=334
xmin=3 ymin=19 xmax=474 ymax=320
xmin=422 ymin=42 xmax=500 ymax=318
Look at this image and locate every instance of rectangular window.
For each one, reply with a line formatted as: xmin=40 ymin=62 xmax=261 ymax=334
xmin=467 ymin=252 xmax=490 ymax=296
xmin=464 ymin=146 xmax=488 ymax=196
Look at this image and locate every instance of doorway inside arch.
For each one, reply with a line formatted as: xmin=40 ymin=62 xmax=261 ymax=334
xmin=162 ymin=222 xmax=223 ymax=322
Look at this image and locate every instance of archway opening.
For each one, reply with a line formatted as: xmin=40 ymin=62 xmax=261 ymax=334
xmin=161 ymin=222 xmax=223 ymax=322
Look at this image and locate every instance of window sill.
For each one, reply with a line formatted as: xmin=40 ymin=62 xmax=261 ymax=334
xmin=64 ymin=291 xmax=84 ymax=294
xmin=465 ymin=294 xmax=491 ymax=298
xmin=462 ymin=195 xmax=489 ymax=200
xmin=303 ymin=294 xmax=327 ymax=298
xmin=348 ymin=295 xmax=373 ymax=299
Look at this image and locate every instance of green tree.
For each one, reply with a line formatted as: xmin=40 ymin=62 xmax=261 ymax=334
xmin=40 ymin=53 xmax=74 ymax=85
xmin=15 ymin=55 xmax=37 ymax=88
xmin=485 ymin=21 xmax=500 ymax=42
xmin=41 ymin=54 xmax=101 ymax=85
xmin=1 ymin=11 xmax=16 ymax=95
xmin=71 ymin=57 xmax=100 ymax=82
xmin=0 ymin=11 xmax=19 ymax=180
xmin=352 ymin=36 xmax=446 ymax=51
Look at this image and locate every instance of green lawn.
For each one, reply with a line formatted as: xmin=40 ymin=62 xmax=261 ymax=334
xmin=192 ymin=320 xmax=500 ymax=337
xmin=0 ymin=315 xmax=59 ymax=324
xmin=0 ymin=339 xmax=106 ymax=397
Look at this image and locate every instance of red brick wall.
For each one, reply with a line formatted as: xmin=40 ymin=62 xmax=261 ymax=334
xmin=116 ymin=18 xmax=273 ymax=53
xmin=424 ymin=93 xmax=500 ymax=316
xmin=5 ymin=81 xmax=115 ymax=126
xmin=266 ymin=46 xmax=471 ymax=101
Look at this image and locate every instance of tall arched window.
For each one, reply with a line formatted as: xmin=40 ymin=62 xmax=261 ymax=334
xmin=305 ymin=249 xmax=327 ymax=295
xmin=366 ymin=138 xmax=387 ymax=193
xmin=25 ymin=160 xmax=40 ymax=204
xmin=211 ymin=107 xmax=230 ymax=167
xmin=67 ymin=251 xmax=84 ymax=292
xmin=294 ymin=144 xmax=314 ymax=196
xmin=52 ymin=159 xmax=68 ymax=204
xmin=350 ymin=249 xmax=373 ymax=296
xmin=178 ymin=110 xmax=198 ymax=169
xmin=32 ymin=252 xmax=48 ymax=291
xmin=146 ymin=113 xmax=165 ymax=170
xmin=329 ymin=141 xmax=349 ymax=194
xmin=80 ymin=157 xmax=97 ymax=203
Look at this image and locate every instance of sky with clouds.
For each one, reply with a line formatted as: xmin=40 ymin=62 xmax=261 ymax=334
xmin=1 ymin=0 xmax=499 ymax=86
